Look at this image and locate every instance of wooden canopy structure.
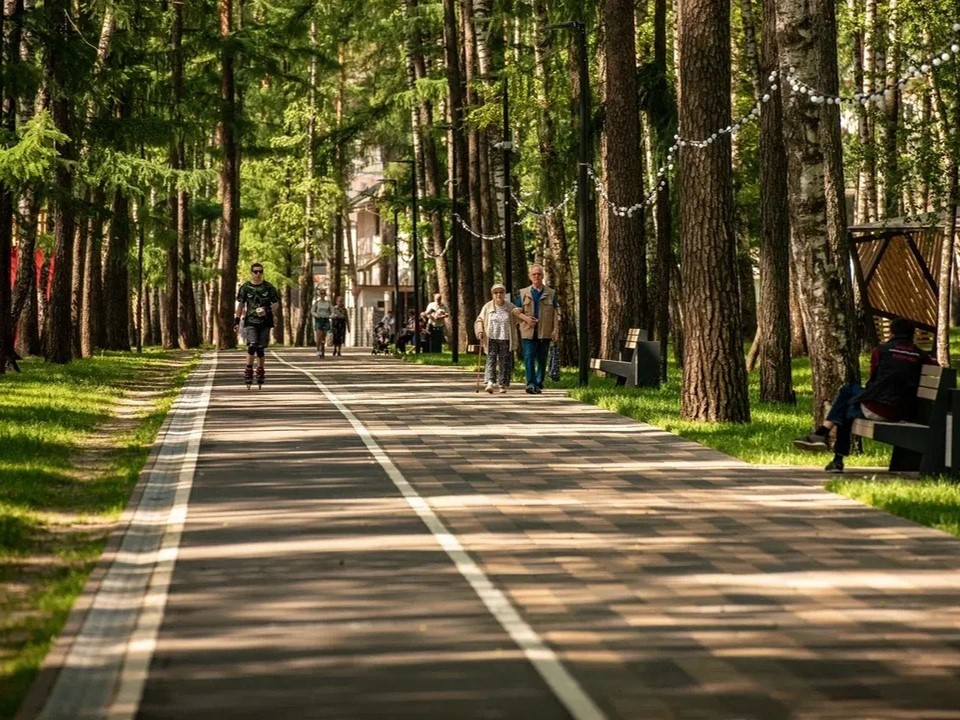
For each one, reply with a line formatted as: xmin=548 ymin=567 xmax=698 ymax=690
xmin=847 ymin=215 xmax=955 ymax=339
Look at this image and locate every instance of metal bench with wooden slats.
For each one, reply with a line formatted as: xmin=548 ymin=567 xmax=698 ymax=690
xmin=836 ymin=364 xmax=957 ymax=475
xmin=589 ymin=328 xmax=661 ymax=388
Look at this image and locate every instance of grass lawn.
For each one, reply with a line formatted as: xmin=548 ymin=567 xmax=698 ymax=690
xmin=403 ymin=346 xmax=960 ymax=537
xmin=0 ymin=350 xmax=198 ymax=720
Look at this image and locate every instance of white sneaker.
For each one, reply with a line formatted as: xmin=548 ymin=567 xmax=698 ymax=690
xmin=315 ymin=350 xmax=322 ymax=356
xmin=498 ymin=386 xmax=507 ymax=394
xmin=485 ymin=383 xmax=495 ymax=394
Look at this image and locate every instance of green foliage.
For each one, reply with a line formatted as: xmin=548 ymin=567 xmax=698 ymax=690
xmin=82 ymin=148 xmax=218 ymax=197
xmin=829 ymin=478 xmax=960 ymax=537
xmin=0 ymin=352 xmax=197 ymax=719
xmin=0 ymin=112 xmax=69 ymax=189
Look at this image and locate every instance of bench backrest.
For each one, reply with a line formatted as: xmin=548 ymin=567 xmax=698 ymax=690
xmin=915 ymin=365 xmax=956 ymax=425
xmin=624 ymin=328 xmax=647 ymax=349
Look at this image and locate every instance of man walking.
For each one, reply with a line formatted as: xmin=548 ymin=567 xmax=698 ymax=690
xmin=513 ymin=264 xmax=560 ymax=394
xmin=234 ymin=263 xmax=280 ymax=386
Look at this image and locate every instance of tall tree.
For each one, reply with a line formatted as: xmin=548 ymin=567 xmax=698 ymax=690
xmin=677 ymin=0 xmax=750 ymax=422
xmin=43 ymin=0 xmax=76 ymax=363
xmin=777 ymin=0 xmax=861 ymax=422
xmin=216 ymin=0 xmax=240 ymax=350
xmin=442 ymin=0 xmax=478 ymax=343
xmin=755 ymin=0 xmax=794 ymax=403
xmin=295 ymin=20 xmax=318 ymax=348
xmin=532 ymin=0 xmax=578 ymax=365
xmin=598 ymin=0 xmax=647 ymax=360
xmin=0 ymin=0 xmax=15 ymax=372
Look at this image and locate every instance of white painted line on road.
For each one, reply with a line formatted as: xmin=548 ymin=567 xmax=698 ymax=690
xmin=275 ymin=352 xmax=607 ymax=720
xmin=107 ymin=353 xmax=217 ymax=720
xmin=35 ymin=353 xmax=217 ymax=720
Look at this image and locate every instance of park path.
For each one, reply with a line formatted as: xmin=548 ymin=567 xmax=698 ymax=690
xmin=17 ymin=347 xmax=960 ymax=720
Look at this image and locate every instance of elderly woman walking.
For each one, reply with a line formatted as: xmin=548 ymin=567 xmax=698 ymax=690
xmin=474 ymin=283 xmax=520 ymax=393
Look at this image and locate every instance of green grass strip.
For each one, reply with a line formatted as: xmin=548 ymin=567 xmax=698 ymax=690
xmin=827 ymin=478 xmax=960 ymax=537
xmin=0 ymin=350 xmax=198 ymax=720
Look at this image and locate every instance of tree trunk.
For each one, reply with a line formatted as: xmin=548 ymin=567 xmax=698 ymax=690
xmin=294 ymin=21 xmax=318 ymax=349
xmin=650 ymin=0 xmax=677 ymax=381
xmin=881 ymin=0 xmax=900 ymax=217
xmin=677 ymin=0 xmax=750 ymax=422
xmin=331 ymin=42 xmax=346 ymax=302
xmin=11 ymin=192 xmax=37 ymax=328
xmin=150 ymin=286 xmax=162 ymax=346
xmin=569 ymin=29 xmax=601 ymax=358
xmin=103 ymin=189 xmax=131 ymax=350
xmin=405 ymin=0 xmax=450 ymax=312
xmin=171 ymin=1 xmax=199 ymax=349
xmin=163 ymin=177 xmax=180 ymax=349
xmin=598 ymin=0 xmax=648 ymax=360
xmin=81 ymin=186 xmax=106 ymax=355
xmin=777 ymin=0 xmax=860 ymax=424
xmin=936 ymin=26 xmax=960 ymax=364
xmin=0 ymin=0 xmax=14 ymax=372
xmin=532 ymin=0 xmax=578 ymax=366
xmin=755 ymin=0 xmax=794 ymax=402
xmin=857 ymin=0 xmax=879 ymax=223
xmin=216 ymin=0 xmax=239 ymax=350
xmin=70 ymin=206 xmax=86 ymax=358
xmin=442 ymin=0 xmax=478 ymax=343
xmin=43 ymin=0 xmax=75 ymax=363
xmin=459 ymin=0 xmax=487 ymax=315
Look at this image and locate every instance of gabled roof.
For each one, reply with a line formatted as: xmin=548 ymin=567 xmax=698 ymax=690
xmin=848 ymin=211 xmax=960 ymax=232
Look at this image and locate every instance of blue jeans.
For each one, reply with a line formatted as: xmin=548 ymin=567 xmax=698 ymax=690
xmin=522 ymin=338 xmax=551 ymax=388
xmin=826 ymin=383 xmax=865 ymax=457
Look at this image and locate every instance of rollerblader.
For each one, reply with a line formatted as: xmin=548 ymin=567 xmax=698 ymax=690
xmin=311 ymin=287 xmax=333 ymax=358
xmin=234 ymin=262 xmax=280 ymax=390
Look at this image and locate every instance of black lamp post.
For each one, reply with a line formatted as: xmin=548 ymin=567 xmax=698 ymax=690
xmin=550 ymin=20 xmax=592 ymax=386
xmin=392 ymin=203 xmax=400 ymax=324
xmin=394 ymin=159 xmax=420 ymax=353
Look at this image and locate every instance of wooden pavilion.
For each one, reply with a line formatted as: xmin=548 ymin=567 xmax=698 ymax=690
xmin=847 ymin=214 xmax=955 ymax=342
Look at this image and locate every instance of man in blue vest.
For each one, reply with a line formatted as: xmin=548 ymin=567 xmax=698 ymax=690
xmin=512 ymin=264 xmax=560 ymax=394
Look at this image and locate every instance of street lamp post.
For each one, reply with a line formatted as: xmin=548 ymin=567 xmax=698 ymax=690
xmin=550 ymin=20 xmax=592 ymax=386
xmin=393 ymin=203 xmax=400 ymax=323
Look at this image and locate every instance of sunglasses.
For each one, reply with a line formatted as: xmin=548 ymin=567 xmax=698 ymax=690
xmin=252 ymin=269 xmax=263 ymax=274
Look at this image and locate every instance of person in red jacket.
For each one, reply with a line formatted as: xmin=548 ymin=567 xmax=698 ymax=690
xmin=793 ymin=317 xmax=937 ymax=473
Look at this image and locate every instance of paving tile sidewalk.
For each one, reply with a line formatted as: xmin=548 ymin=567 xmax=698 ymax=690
xmin=20 ymin=347 xmax=960 ymax=720
xmin=310 ymin=349 xmax=960 ymax=719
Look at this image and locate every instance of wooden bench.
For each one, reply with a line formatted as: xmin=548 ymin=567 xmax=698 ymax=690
xmin=829 ymin=365 xmax=957 ymax=475
xmin=589 ymin=328 xmax=661 ymax=388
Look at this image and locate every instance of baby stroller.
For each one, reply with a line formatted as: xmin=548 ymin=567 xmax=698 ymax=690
xmin=371 ymin=320 xmax=392 ymax=355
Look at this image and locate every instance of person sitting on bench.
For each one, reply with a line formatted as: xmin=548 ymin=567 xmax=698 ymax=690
xmin=396 ymin=309 xmax=419 ymax=353
xmin=792 ymin=317 xmax=937 ymax=473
